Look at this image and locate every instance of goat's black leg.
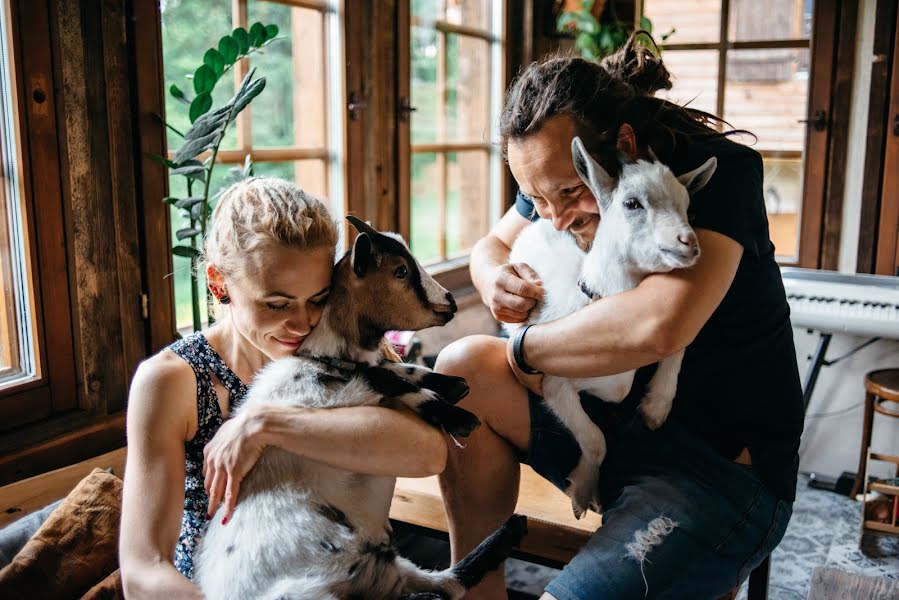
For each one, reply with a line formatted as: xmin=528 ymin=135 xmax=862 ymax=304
xmin=377 ymin=362 xmax=470 ymax=405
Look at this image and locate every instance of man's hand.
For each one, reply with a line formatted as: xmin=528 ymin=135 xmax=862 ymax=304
xmin=485 ymin=263 xmax=544 ymax=323
xmin=203 ymin=408 xmax=268 ymax=525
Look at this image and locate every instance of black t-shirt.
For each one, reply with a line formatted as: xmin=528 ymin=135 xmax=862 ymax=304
xmin=515 ymin=135 xmax=804 ymax=501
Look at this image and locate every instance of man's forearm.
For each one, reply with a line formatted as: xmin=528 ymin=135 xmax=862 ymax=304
xmin=252 ymin=405 xmax=447 ymax=478
xmin=523 ymin=285 xmax=669 ymax=378
xmin=470 ymin=235 xmax=510 ymax=300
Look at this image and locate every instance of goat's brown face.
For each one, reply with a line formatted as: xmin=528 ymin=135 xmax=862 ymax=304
xmin=346 ymin=216 xmax=457 ymax=332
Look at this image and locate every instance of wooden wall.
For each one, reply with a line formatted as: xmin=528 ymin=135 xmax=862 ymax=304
xmin=0 ymin=0 xmax=170 ymax=484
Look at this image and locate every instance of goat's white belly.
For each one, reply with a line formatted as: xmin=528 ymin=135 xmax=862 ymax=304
xmin=194 ymin=448 xmax=396 ymax=600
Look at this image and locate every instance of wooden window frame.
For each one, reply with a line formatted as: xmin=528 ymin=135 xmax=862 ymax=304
xmin=393 ymin=2 xmax=507 ymax=288
xmin=0 ymin=0 xmax=78 ymax=431
xmin=644 ymin=0 xmax=848 ymax=269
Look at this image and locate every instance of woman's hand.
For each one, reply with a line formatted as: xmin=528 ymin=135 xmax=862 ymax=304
xmin=203 ymin=408 xmax=267 ymax=524
xmin=484 ymin=263 xmax=544 ymax=323
xmin=506 ymin=335 xmax=544 ymax=396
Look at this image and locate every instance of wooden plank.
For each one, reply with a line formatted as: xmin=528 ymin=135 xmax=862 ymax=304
xmin=807 ymin=566 xmax=899 ymax=599
xmin=131 ymin=0 xmax=175 ymax=353
xmin=0 ymin=447 xmax=126 ymax=529
xmin=0 ymin=413 xmax=125 ymax=486
xmin=875 ymin=4 xmax=899 ymax=276
xmin=101 ymin=0 xmax=145 ymax=412
xmin=52 ymin=0 xmax=127 ymax=414
xmin=798 ymin=0 xmax=839 ymax=269
xmin=391 ymin=464 xmax=602 ymax=566
xmin=820 ymin=0 xmax=858 ymax=270
xmin=397 ymin=0 xmax=411 ymax=241
xmin=857 ymin=0 xmax=898 ymax=273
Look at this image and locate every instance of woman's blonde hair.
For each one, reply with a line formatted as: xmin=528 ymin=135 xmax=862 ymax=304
xmin=204 ymin=177 xmax=338 ymax=279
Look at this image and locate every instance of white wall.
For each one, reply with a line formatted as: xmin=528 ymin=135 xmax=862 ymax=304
xmin=796 ymin=0 xmax=899 ymax=480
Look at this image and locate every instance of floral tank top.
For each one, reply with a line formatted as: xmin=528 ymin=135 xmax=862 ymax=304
xmin=168 ymin=332 xmax=248 ymax=580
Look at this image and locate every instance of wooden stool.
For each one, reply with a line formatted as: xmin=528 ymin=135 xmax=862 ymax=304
xmin=851 ymin=369 xmax=899 ymax=499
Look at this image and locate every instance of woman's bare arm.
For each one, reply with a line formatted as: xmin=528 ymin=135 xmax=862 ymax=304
xmin=520 ymin=229 xmax=743 ymax=378
xmin=119 ymin=353 xmax=202 ymax=599
xmin=204 ymin=402 xmax=449 ymax=523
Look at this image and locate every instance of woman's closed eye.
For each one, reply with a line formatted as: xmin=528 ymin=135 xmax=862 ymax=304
xmin=309 ymin=293 xmax=329 ymax=307
xmin=266 ymin=302 xmax=290 ymax=311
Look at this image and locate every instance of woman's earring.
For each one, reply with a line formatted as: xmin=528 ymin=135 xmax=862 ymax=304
xmin=219 ymin=295 xmax=230 ymax=305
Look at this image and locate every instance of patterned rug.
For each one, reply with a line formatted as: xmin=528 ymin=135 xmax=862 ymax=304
xmin=400 ymin=476 xmax=899 ymax=598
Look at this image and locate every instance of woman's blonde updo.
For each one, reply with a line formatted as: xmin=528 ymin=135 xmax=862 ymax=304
xmin=204 ymin=177 xmax=338 ymax=280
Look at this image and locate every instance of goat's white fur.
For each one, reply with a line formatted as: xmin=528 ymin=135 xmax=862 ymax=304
xmin=507 ymin=138 xmax=716 ymax=518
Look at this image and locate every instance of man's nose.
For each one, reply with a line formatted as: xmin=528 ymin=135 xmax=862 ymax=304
xmin=551 ymin=207 xmax=573 ymax=231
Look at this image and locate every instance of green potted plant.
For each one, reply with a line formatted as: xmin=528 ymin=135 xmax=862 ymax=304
xmin=557 ymin=0 xmax=673 ymax=60
xmin=157 ymin=22 xmax=280 ymax=332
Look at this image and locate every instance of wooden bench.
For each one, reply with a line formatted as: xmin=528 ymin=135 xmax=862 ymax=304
xmin=391 ymin=467 xmax=770 ymax=600
xmin=1 ymin=448 xmax=768 ymax=599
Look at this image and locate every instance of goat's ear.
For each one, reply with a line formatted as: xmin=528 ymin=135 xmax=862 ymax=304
xmin=571 ymin=136 xmax=614 ymax=210
xmin=677 ymin=156 xmax=718 ymax=196
xmin=351 ymin=232 xmax=373 ymax=277
xmin=346 ymin=214 xmax=380 ymax=238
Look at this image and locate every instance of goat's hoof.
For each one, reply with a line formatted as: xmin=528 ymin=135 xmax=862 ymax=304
xmin=638 ymin=402 xmax=669 ymax=431
xmin=571 ymin=498 xmax=587 ymax=520
xmin=420 ymin=373 xmax=470 ymax=404
xmin=418 ymin=401 xmax=481 ymax=437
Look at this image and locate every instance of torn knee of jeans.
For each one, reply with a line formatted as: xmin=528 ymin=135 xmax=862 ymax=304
xmin=625 ymin=515 xmax=678 ymax=562
xmin=624 ymin=516 xmax=678 ymax=596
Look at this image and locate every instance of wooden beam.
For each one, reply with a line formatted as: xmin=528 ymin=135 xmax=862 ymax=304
xmin=875 ymin=4 xmax=899 ymax=275
xmin=820 ymin=0 xmax=858 ymax=271
xmin=131 ymin=0 xmax=176 ymax=351
xmin=857 ymin=0 xmax=898 ymax=273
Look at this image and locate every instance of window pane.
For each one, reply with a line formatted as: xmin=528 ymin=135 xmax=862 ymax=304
xmin=657 ymin=50 xmax=718 ymax=115
xmin=254 ymin=160 xmax=331 ymax=210
xmin=644 ymin=0 xmax=721 ymax=44
xmin=728 ymin=0 xmax=813 ymax=42
xmin=411 ymin=25 xmax=439 ymax=144
xmin=411 ymin=152 xmax=441 ymax=264
xmin=724 ymin=48 xmax=810 ymax=261
xmin=161 ymin=0 xmax=239 ymax=152
xmin=444 ymin=0 xmax=492 ymax=31
xmin=447 ymin=34 xmax=490 ymax=143
xmin=0 ymin=0 xmax=35 ymax=385
xmin=446 ymin=151 xmax=489 ymax=258
xmin=248 ymin=2 xmax=327 ymax=149
xmin=412 ymin=0 xmax=445 ymax=22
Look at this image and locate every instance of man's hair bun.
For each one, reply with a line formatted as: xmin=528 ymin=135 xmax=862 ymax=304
xmin=599 ymin=31 xmax=672 ymax=97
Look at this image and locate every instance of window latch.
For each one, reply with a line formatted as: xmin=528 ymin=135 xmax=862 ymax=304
xmin=347 ymin=91 xmax=368 ymax=120
xmin=798 ymin=110 xmax=827 ymax=132
xmin=398 ymin=96 xmax=417 ymax=122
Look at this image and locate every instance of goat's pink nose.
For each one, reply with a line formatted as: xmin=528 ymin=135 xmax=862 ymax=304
xmin=677 ymin=233 xmax=697 ymax=248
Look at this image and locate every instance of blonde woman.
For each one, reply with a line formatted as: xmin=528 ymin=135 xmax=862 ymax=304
xmin=119 ymin=178 xmax=447 ymax=598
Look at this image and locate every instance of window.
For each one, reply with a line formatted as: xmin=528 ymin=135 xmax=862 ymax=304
xmin=0 ymin=0 xmax=34 ymax=388
xmin=161 ymin=0 xmax=344 ymax=328
xmin=644 ymin=0 xmax=814 ymax=263
xmin=405 ymin=0 xmax=505 ymax=268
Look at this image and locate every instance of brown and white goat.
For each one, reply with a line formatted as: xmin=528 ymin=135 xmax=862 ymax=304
xmin=194 ymin=216 xmax=526 ymax=600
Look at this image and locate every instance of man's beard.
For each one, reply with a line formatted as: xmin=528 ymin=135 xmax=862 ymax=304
xmin=570 ymin=216 xmax=599 ymax=251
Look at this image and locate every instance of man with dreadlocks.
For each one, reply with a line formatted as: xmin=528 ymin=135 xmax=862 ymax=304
xmin=435 ymin=35 xmax=802 ymax=600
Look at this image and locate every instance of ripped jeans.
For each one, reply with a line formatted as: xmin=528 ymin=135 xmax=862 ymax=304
xmin=520 ymin=388 xmax=793 ymax=600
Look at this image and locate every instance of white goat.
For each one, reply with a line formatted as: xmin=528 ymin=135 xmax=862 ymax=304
xmin=194 ymin=216 xmax=526 ymax=600
xmin=508 ymin=138 xmax=716 ymax=518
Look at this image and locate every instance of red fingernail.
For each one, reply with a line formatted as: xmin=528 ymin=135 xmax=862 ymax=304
xmin=205 ymin=513 xmax=212 ymax=521
xmin=222 ymin=516 xmax=229 ymax=525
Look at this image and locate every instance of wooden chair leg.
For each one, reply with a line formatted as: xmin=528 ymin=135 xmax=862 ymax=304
xmin=851 ymin=392 xmax=876 ymax=498
xmin=747 ymin=555 xmax=770 ymax=600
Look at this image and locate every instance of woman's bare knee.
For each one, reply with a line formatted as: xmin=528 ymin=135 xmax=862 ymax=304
xmin=435 ymin=334 xmax=506 ymax=379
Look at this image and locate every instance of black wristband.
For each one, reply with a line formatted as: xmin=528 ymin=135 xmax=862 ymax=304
xmin=512 ymin=324 xmax=541 ymax=375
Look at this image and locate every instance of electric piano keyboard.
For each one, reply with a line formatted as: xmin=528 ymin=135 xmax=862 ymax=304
xmin=780 ymin=267 xmax=899 ymax=410
xmin=782 ymin=267 xmax=899 ymax=340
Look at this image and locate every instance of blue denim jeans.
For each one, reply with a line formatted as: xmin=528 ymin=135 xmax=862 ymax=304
xmin=520 ymin=389 xmax=793 ymax=600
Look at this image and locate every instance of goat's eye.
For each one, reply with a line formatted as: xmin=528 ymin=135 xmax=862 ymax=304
xmin=624 ymin=198 xmax=643 ymax=210
xmin=395 ymin=265 xmax=409 ymax=279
